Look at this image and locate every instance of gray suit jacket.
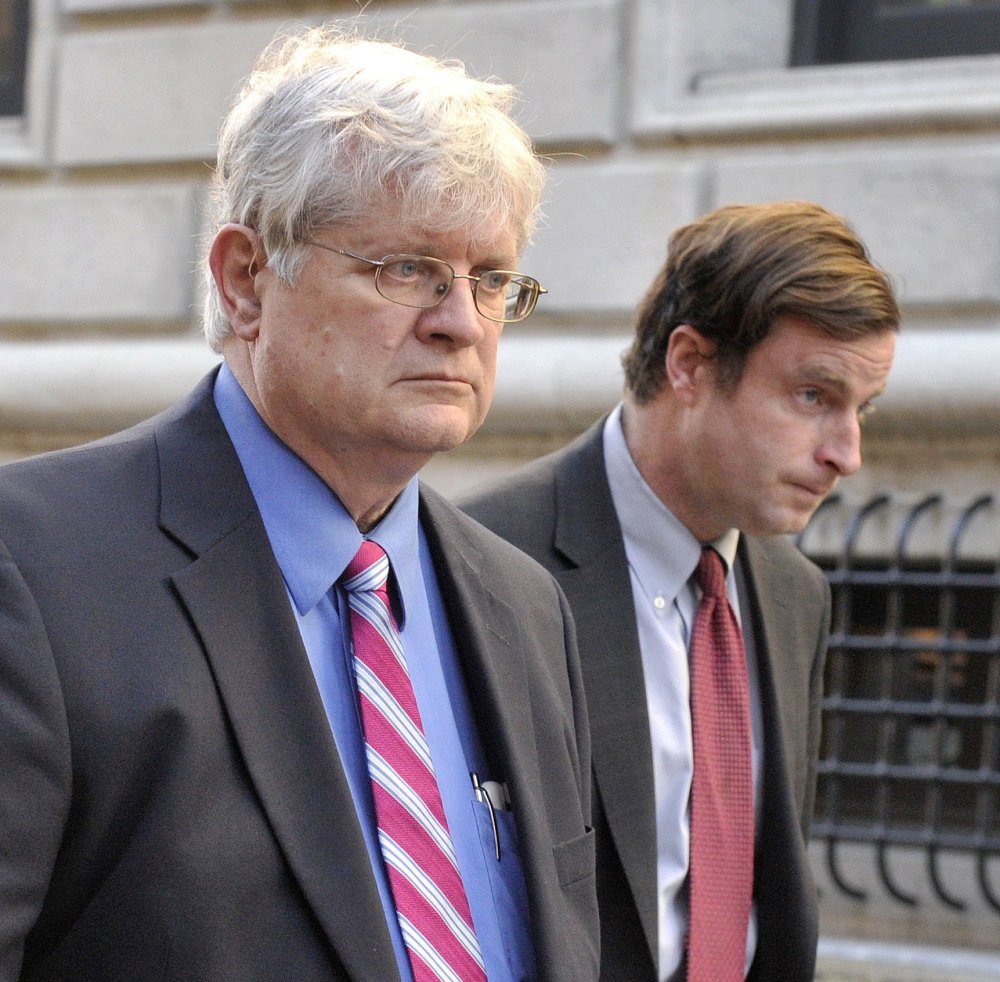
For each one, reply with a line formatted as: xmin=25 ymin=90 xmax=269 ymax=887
xmin=0 ymin=373 xmax=598 ymax=982
xmin=461 ymin=418 xmax=829 ymax=982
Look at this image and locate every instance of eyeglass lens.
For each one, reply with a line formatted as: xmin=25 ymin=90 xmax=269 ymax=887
xmin=375 ymin=255 xmax=539 ymax=322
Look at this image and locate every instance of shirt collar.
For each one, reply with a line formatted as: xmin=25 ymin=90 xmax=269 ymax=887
xmin=213 ymin=362 xmax=421 ymax=620
xmin=602 ymin=403 xmax=740 ymax=598
xmin=712 ymin=528 xmax=740 ymax=574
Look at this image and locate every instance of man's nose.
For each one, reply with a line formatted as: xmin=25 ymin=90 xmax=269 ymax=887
xmin=819 ymin=413 xmax=863 ymax=476
xmin=415 ymin=277 xmax=488 ymax=346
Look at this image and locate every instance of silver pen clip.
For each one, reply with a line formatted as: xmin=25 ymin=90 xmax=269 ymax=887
xmin=471 ymin=772 xmax=502 ymax=861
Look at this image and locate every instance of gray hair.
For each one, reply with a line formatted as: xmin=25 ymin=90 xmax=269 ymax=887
xmin=202 ymin=23 xmax=547 ymax=350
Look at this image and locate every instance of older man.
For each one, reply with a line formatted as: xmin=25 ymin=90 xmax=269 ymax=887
xmin=0 ymin=26 xmax=596 ymax=982
xmin=462 ymin=201 xmax=899 ymax=982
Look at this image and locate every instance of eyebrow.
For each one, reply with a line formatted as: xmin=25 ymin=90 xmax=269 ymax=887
xmin=799 ymin=364 xmax=849 ymax=392
xmin=378 ymin=244 xmax=519 ymax=269
xmin=799 ymin=363 xmax=887 ymax=402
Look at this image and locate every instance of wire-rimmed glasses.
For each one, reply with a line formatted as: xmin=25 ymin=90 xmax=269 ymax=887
xmin=302 ymin=243 xmax=547 ymax=323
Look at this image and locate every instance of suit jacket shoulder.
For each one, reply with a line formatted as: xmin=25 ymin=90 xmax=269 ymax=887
xmin=459 ymin=419 xmax=621 ymax=575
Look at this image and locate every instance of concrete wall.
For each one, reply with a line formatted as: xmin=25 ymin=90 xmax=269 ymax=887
xmin=2 ymin=0 xmax=998 ymax=504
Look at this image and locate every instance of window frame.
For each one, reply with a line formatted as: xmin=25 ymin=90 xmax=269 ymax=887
xmin=0 ymin=0 xmax=55 ymax=168
xmin=792 ymin=0 xmax=1000 ymax=67
xmin=630 ymin=0 xmax=1000 ymax=142
xmin=0 ymin=0 xmax=29 ymax=116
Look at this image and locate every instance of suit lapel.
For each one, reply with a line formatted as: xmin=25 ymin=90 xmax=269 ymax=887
xmin=550 ymin=424 xmax=659 ymax=964
xmin=738 ymin=537 xmax=818 ymax=973
xmin=740 ymin=537 xmax=801 ymax=829
xmin=739 ymin=537 xmax=815 ymax=816
xmin=417 ymin=488 xmax=531 ymax=790
xmin=155 ymin=377 xmax=399 ymax=981
xmin=420 ymin=488 xmax=588 ymax=981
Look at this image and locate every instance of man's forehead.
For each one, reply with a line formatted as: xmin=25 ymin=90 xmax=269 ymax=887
xmin=771 ymin=315 xmax=895 ymax=354
xmin=759 ymin=316 xmax=894 ymax=375
xmin=789 ymin=333 xmax=896 ymax=394
xmin=345 ymin=210 xmax=518 ymax=259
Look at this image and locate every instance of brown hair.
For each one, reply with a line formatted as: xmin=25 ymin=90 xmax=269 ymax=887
xmin=622 ymin=201 xmax=900 ymax=402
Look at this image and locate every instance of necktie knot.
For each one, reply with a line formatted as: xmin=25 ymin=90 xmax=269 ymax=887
xmin=343 ymin=540 xmax=390 ymax=594
xmin=695 ymin=547 xmax=727 ymax=600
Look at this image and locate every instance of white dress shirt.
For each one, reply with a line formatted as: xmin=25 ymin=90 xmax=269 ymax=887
xmin=602 ymin=405 xmax=763 ymax=980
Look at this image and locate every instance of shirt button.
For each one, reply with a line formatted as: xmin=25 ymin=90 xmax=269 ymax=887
xmin=653 ymin=594 xmax=666 ymax=610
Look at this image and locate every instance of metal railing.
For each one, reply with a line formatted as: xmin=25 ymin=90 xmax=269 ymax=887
xmin=798 ymin=494 xmax=1000 ymax=914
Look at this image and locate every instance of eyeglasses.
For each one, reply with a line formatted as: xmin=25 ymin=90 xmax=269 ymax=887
xmin=301 ymin=243 xmax=547 ymax=324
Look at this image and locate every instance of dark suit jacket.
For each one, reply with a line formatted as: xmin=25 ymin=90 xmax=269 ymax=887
xmin=0 ymin=373 xmax=598 ymax=982
xmin=460 ymin=418 xmax=829 ymax=982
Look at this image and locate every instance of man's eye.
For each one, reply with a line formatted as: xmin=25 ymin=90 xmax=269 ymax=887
xmin=479 ymin=271 xmax=511 ymax=293
xmin=799 ymin=388 xmax=821 ymax=406
xmin=392 ymin=259 xmax=422 ymax=279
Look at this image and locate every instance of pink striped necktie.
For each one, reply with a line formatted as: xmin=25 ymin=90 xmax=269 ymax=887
xmin=687 ymin=547 xmax=754 ymax=982
xmin=341 ymin=540 xmax=487 ymax=982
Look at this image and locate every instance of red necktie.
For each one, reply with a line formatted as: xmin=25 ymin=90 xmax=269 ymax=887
xmin=687 ymin=547 xmax=754 ymax=982
xmin=342 ymin=541 xmax=487 ymax=982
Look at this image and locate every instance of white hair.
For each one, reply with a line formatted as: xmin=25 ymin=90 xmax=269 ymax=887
xmin=202 ymin=23 xmax=546 ymax=350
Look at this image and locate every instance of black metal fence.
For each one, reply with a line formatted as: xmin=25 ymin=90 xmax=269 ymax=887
xmin=798 ymin=494 xmax=1000 ymax=914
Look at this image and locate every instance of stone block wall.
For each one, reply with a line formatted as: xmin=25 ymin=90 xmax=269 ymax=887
xmin=1 ymin=0 xmax=998 ymax=508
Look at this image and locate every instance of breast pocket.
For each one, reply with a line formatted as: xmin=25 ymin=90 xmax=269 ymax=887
xmin=470 ymin=798 xmax=535 ymax=982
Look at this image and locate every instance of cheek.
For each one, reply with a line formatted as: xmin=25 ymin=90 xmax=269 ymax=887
xmin=701 ymin=407 xmax=743 ymax=464
xmin=703 ymin=424 xmax=772 ymax=498
xmin=311 ymin=319 xmax=386 ymax=382
xmin=723 ymin=401 xmax=786 ymax=462
xmin=477 ymin=338 xmax=500 ymax=388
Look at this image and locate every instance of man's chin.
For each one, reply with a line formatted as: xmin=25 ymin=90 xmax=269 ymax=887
xmin=748 ymin=505 xmax=817 ymax=538
xmin=396 ymin=407 xmax=483 ymax=456
xmin=780 ymin=506 xmax=822 ymax=537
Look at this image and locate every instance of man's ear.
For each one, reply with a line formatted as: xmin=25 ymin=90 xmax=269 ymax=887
xmin=665 ymin=323 xmax=716 ymax=405
xmin=208 ymin=224 xmax=265 ymax=341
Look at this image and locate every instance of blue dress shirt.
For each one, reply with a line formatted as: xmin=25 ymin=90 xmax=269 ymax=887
xmin=214 ymin=364 xmax=534 ymax=981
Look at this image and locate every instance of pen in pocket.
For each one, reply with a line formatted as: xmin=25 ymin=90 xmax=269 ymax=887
xmin=471 ymin=772 xmax=509 ymax=861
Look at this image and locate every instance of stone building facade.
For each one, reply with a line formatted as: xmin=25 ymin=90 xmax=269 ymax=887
xmin=3 ymin=0 xmax=999 ymax=507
